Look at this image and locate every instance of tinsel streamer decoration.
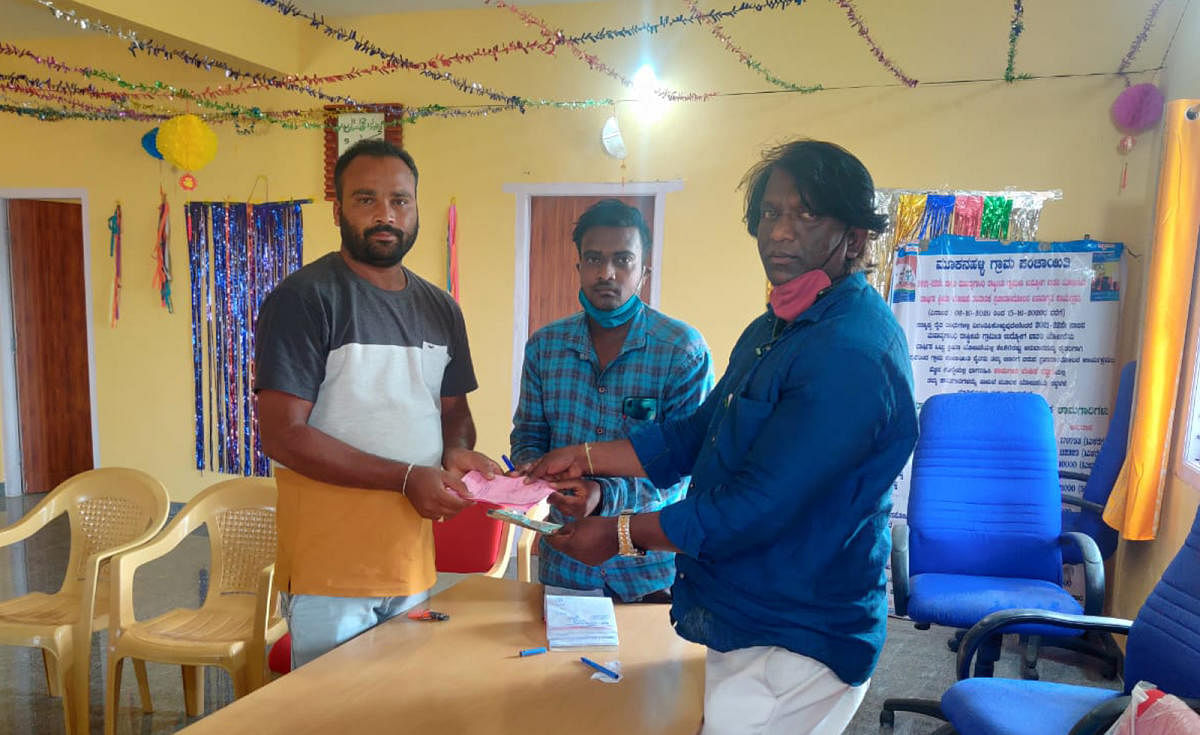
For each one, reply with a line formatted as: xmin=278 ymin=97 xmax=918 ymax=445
xmin=447 ymin=198 xmax=459 ymax=301
xmin=917 ymin=194 xmax=955 ymax=239
xmin=952 ymin=195 xmax=984 ymax=237
xmin=252 ymin=0 xmax=802 ymax=76
xmin=255 ymin=0 xmax=528 ymax=107
xmin=33 ymin=0 xmax=360 ymax=106
xmin=154 ymin=191 xmax=173 ymax=312
xmin=864 ymin=190 xmax=896 ymax=296
xmin=1004 ymin=0 xmax=1030 ymax=83
xmin=829 ymin=0 xmax=917 ymax=87
xmin=979 ymin=196 xmax=1013 ymax=239
xmin=894 ymin=194 xmax=926 ymax=244
xmin=187 ymin=200 xmax=307 ymax=476
xmin=108 ymin=203 xmax=122 ymax=326
xmin=187 ymin=203 xmax=205 ymax=470
xmin=1008 ymin=194 xmax=1042 ymax=241
xmin=683 ymin=0 xmax=821 ymax=93
xmin=489 ymin=0 xmax=716 ymax=102
xmin=1117 ymin=0 xmax=1167 ymax=81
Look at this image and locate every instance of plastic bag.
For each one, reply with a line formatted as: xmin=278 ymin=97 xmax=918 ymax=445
xmin=1105 ymin=680 xmax=1200 ymax=735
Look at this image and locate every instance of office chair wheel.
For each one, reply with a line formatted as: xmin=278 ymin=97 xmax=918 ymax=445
xmin=1020 ymin=663 xmax=1039 ymax=680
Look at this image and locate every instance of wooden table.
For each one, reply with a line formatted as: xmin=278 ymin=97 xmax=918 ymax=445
xmin=180 ymin=576 xmax=705 ymax=734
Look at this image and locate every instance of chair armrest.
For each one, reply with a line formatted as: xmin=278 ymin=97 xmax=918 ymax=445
xmin=891 ymin=523 xmax=910 ymax=617
xmin=109 ymin=511 xmax=203 ymax=632
xmin=1060 ymin=531 xmax=1105 ymax=614
xmin=1061 ymin=494 xmax=1107 ymax=515
xmin=956 ymin=609 xmax=1132 ymax=680
xmin=0 ymin=498 xmax=60 ymax=548
xmin=252 ymin=563 xmax=277 ymax=643
xmin=1067 ymin=696 xmax=1129 ymax=735
xmin=1059 ymin=470 xmax=1090 ymax=484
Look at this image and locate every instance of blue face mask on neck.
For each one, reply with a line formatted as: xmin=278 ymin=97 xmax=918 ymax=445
xmin=579 ymin=289 xmax=643 ymax=328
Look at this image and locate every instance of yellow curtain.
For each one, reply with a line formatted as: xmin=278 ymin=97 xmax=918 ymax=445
xmin=1104 ymin=100 xmax=1200 ymax=540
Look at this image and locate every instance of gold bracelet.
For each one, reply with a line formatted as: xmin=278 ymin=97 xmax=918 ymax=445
xmin=583 ymin=442 xmax=595 ymax=475
xmin=402 ymin=463 xmax=415 ymax=496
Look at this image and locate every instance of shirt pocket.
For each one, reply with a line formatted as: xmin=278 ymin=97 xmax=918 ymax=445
xmin=715 ymin=393 xmax=774 ymax=467
xmin=419 ymin=342 xmax=451 ymax=397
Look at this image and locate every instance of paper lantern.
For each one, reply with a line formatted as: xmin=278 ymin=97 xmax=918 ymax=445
xmin=1112 ymin=83 xmax=1164 ymax=133
xmin=156 ymin=114 xmax=218 ymax=171
xmin=140 ymin=127 xmax=163 ymax=159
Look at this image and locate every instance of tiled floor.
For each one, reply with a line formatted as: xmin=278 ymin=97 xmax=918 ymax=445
xmin=1 ymin=492 xmax=1120 ymax=735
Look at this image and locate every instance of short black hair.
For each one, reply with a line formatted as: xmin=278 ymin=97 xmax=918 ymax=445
xmin=333 ymin=139 xmax=419 ymax=200
xmin=571 ymin=199 xmax=652 ymax=261
xmin=741 ymin=139 xmax=887 ymax=238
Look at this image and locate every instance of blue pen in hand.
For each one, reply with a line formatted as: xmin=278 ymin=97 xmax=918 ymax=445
xmin=501 ymin=455 xmax=516 ymax=473
xmin=579 ymin=656 xmax=620 ymax=680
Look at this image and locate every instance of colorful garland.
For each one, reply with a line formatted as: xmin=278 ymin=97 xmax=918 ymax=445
xmin=830 ymin=0 xmax=917 ymax=87
xmin=1003 ymin=0 xmax=1031 ymax=83
xmin=34 ymin=0 xmax=360 ymax=105
xmin=683 ymin=0 xmax=821 ymax=93
xmin=489 ymin=1 xmax=717 ymax=102
xmin=1117 ymin=0 xmax=1167 ymax=80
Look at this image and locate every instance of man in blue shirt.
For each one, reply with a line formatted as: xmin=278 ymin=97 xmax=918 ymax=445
xmin=526 ymin=142 xmax=917 ymax=734
xmin=511 ymin=199 xmax=712 ymax=602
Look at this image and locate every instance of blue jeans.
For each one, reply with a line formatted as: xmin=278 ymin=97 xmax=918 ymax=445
xmin=283 ymin=590 xmax=430 ymax=669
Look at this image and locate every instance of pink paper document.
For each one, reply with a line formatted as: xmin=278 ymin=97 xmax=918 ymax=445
xmin=462 ymin=471 xmax=555 ymax=511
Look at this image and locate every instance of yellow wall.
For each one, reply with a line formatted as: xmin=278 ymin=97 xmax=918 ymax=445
xmin=1108 ymin=0 xmax=1200 ymax=620
xmin=0 ymin=0 xmax=1177 ymax=501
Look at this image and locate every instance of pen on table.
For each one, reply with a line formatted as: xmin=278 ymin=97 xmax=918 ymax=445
xmin=518 ymin=647 xmax=547 ymax=657
xmin=501 ymin=455 xmax=516 ymax=472
xmin=579 ymin=656 xmax=620 ymax=680
xmin=407 ymin=610 xmax=449 ymax=622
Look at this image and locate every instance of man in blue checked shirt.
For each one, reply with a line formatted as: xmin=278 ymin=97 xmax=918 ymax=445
xmin=527 ymin=141 xmax=917 ymax=734
xmin=510 ymin=198 xmax=713 ymax=603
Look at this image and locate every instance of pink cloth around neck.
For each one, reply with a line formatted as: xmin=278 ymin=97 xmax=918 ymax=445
xmin=462 ymin=471 xmax=555 ymax=511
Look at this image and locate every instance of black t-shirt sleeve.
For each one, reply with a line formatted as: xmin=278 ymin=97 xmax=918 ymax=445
xmin=441 ymin=301 xmax=478 ymax=396
xmin=253 ymin=284 xmax=328 ymax=402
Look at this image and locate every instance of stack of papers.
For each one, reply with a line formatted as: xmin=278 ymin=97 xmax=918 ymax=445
xmin=544 ymin=586 xmax=619 ymax=650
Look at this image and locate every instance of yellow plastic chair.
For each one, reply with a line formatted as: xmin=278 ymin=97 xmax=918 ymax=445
xmin=105 ymin=477 xmax=285 ymax=735
xmin=0 ymin=468 xmax=171 ymax=735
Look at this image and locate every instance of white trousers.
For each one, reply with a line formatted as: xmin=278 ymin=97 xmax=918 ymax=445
xmin=700 ymin=646 xmax=870 ymax=735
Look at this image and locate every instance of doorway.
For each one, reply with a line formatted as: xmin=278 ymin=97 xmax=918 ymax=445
xmin=0 ymin=190 xmax=100 ymax=496
xmin=504 ymin=181 xmax=683 ymax=414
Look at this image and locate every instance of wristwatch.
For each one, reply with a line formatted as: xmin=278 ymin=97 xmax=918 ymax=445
xmin=617 ymin=511 xmax=645 ymax=557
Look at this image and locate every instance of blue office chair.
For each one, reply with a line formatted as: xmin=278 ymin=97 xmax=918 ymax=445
xmin=939 ymin=504 xmax=1200 ymax=734
xmin=881 ymin=392 xmax=1104 ymax=727
xmin=1059 ymin=361 xmax=1135 ymax=564
xmin=1025 ymin=360 xmax=1136 ymax=680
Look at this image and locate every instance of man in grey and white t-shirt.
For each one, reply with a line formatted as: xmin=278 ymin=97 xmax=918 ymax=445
xmin=254 ymin=139 xmax=501 ymax=668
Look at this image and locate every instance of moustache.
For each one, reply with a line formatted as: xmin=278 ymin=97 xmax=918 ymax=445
xmin=364 ymin=224 xmax=406 ymax=240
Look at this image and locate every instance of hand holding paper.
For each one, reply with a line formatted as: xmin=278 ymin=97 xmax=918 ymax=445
xmin=462 ymin=470 xmax=556 ymax=511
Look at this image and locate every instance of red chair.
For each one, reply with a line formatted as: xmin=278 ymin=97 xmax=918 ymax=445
xmin=267 ymin=501 xmax=543 ymax=675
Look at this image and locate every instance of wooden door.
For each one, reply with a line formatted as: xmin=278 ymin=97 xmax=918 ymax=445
xmin=528 ymin=195 xmax=655 ymax=336
xmin=7 ymin=200 xmax=93 ymax=494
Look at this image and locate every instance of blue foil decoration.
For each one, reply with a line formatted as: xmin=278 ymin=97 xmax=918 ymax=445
xmin=918 ymin=194 xmax=956 ymax=240
xmin=186 ymin=199 xmax=308 ymax=476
